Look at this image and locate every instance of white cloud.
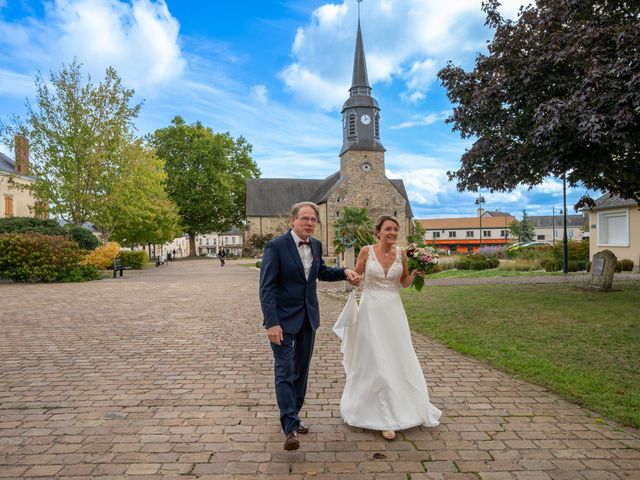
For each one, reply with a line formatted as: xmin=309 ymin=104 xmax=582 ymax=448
xmin=53 ymin=0 xmax=185 ymax=90
xmin=251 ymin=85 xmax=268 ymax=106
xmin=0 ymin=0 xmax=185 ymax=94
xmin=279 ymin=0 xmax=528 ymax=110
xmin=0 ymin=68 xmax=35 ymax=96
xmin=390 ymin=111 xmax=448 ymax=130
xmin=386 ymin=166 xmax=452 ymax=205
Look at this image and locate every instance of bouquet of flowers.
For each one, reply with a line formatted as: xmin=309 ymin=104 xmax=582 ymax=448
xmin=403 ymin=243 xmax=439 ymax=291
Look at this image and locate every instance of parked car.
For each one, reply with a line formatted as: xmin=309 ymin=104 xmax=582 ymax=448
xmin=519 ymin=241 xmax=552 ymax=248
xmin=206 ymin=252 xmax=218 ymax=258
xmin=506 ymin=241 xmax=528 ymax=251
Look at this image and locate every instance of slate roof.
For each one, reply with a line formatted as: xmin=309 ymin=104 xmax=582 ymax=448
xmin=246 ymin=178 xmax=325 ymax=216
xmin=0 ymin=152 xmax=16 ymax=173
xmin=246 ymin=171 xmax=413 ymax=218
xmin=591 ymin=193 xmax=638 ymax=210
xmin=527 ymin=215 xmax=584 ymax=228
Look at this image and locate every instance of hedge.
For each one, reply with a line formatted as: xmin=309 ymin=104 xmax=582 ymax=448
xmin=119 ymin=250 xmax=148 ymax=270
xmin=0 ymin=232 xmax=98 ymax=282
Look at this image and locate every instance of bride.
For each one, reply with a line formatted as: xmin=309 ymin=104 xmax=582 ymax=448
xmin=334 ymin=215 xmax=441 ymax=440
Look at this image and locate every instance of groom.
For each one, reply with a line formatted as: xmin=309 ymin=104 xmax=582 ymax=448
xmin=260 ymin=201 xmax=360 ymax=451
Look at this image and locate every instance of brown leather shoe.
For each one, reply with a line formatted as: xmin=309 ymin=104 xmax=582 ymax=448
xmin=298 ymin=420 xmax=309 ymax=434
xmin=283 ymin=431 xmax=299 ymax=451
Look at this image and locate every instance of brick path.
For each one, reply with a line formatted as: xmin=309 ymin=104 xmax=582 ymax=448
xmin=1 ymin=259 xmax=638 ymax=479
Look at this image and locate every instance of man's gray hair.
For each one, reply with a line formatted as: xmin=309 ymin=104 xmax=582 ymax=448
xmin=290 ymin=201 xmax=320 ymax=218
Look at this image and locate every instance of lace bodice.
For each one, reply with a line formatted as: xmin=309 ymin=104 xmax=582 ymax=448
xmin=362 ymin=245 xmax=402 ymax=293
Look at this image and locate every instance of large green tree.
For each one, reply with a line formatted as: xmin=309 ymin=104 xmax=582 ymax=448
xmin=0 ymin=60 xmax=142 ymax=224
xmin=149 ymin=116 xmax=260 ymax=256
xmin=438 ymin=1 xmax=640 ymax=206
xmin=95 ymin=140 xmax=181 ymax=246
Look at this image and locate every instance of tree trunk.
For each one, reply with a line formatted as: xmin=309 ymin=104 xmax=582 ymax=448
xmin=188 ymin=232 xmax=197 ymax=257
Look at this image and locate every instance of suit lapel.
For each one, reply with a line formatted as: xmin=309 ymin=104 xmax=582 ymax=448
xmin=286 ymin=232 xmax=306 ymax=280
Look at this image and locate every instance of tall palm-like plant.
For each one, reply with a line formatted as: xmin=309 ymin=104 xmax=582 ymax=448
xmin=333 ymin=207 xmax=375 ymax=256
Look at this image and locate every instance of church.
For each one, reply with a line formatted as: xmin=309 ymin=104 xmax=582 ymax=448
xmin=245 ymin=20 xmax=413 ymax=255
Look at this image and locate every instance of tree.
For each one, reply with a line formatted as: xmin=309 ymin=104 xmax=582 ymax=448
xmin=96 ymin=141 xmax=181 ymax=246
xmin=509 ymin=210 xmax=535 ymax=243
xmin=149 ymin=116 xmax=260 ymax=256
xmin=438 ymin=1 xmax=640 ymax=207
xmin=333 ymin=207 xmax=375 ymax=256
xmin=0 ymin=60 xmax=142 ymax=224
xmin=407 ymin=220 xmax=426 ymax=244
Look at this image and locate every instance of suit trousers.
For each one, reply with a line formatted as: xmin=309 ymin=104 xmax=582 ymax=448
xmin=271 ymin=316 xmax=315 ymax=434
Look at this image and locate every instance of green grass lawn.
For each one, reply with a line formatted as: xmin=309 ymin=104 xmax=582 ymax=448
xmin=427 ymin=268 xmax=565 ymax=279
xmin=402 ymin=281 xmax=640 ymax=429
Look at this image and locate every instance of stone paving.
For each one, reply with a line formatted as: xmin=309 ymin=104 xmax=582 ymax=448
xmin=1 ymin=259 xmax=639 ymax=480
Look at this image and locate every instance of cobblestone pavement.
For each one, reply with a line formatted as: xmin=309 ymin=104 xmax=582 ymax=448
xmin=1 ymin=260 xmax=638 ymax=480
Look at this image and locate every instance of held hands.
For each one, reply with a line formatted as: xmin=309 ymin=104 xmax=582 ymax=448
xmin=344 ymin=268 xmax=361 ymax=286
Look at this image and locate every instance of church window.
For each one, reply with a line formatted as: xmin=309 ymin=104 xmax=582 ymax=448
xmin=336 ymin=210 xmax=340 ymax=218
xmin=348 ymin=113 xmax=357 ymax=138
xmin=365 ymin=198 xmax=369 ymax=207
xmin=375 ymin=113 xmax=380 ymax=138
xmin=393 ymin=210 xmax=398 ymax=217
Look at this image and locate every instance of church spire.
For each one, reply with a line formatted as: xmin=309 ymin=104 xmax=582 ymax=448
xmin=350 ymin=20 xmax=371 ymax=96
xmin=340 ymin=8 xmax=384 ymax=156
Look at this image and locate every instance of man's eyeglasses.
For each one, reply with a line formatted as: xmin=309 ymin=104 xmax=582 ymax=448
xmin=298 ymin=216 xmax=319 ymax=224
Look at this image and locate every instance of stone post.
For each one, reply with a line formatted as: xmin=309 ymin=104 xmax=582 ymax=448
xmin=588 ymin=250 xmax=617 ymax=290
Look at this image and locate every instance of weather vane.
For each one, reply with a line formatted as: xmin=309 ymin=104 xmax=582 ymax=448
xmin=357 ymin=0 xmax=363 ymax=22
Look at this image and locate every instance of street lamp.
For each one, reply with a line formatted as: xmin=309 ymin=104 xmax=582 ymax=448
xmin=552 ymin=206 xmax=557 ymax=245
xmin=562 ymin=173 xmax=568 ymax=274
xmin=475 ymin=195 xmax=486 ymax=249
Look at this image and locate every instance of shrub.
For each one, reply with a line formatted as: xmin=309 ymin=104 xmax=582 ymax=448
xmin=0 ymin=216 xmax=65 ymax=236
xmin=454 ymin=254 xmax=497 ymax=271
xmin=64 ymin=224 xmax=100 ymax=250
xmin=56 ymin=264 xmax=100 ymax=282
xmin=551 ymin=240 xmax=589 ymax=262
xmin=119 ymin=250 xmax=148 ymax=270
xmin=486 ymin=258 xmax=500 ymax=268
xmin=541 ymin=258 xmax=562 ymax=272
xmin=615 ymin=261 xmax=623 ymax=273
xmin=568 ymin=260 xmax=587 ymax=272
xmin=83 ymin=242 xmax=121 ymax=269
xmin=255 ymin=261 xmax=262 ymax=268
xmin=620 ymin=259 xmax=634 ymax=272
xmin=0 ymin=232 xmax=94 ymax=282
xmin=586 ymin=261 xmax=592 ymax=272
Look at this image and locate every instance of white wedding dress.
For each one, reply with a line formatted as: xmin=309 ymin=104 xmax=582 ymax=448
xmin=334 ymin=246 xmax=441 ymax=431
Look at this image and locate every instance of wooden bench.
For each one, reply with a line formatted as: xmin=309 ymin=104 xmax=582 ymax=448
xmin=113 ymin=258 xmax=132 ymax=278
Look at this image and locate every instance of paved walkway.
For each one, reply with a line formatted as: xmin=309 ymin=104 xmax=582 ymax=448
xmin=1 ymin=260 xmax=638 ymax=479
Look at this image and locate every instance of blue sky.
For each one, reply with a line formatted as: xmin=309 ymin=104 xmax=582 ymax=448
xmin=0 ymin=0 xmax=597 ymax=219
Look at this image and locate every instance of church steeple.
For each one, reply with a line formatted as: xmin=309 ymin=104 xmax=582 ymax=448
xmin=340 ymin=18 xmax=384 ymax=156
xmin=350 ymin=21 xmax=371 ymax=96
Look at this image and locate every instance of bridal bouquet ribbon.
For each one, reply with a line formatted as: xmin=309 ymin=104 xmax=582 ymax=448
xmin=403 ymin=243 xmax=439 ymax=291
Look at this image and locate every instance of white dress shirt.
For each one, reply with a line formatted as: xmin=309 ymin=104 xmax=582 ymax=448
xmin=290 ymin=230 xmax=312 ymax=280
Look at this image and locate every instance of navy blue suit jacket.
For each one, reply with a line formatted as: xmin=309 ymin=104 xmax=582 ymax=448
xmin=259 ymin=231 xmax=346 ymax=334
